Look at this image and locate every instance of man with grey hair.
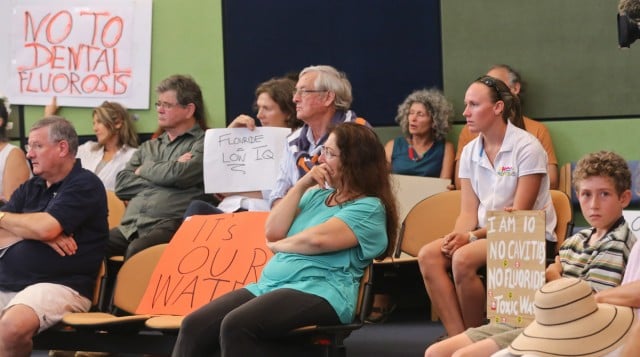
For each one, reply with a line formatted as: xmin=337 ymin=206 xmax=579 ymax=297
xmin=108 ymin=74 xmax=206 ymax=260
xmin=269 ymin=65 xmax=368 ymax=207
xmin=0 ymin=116 xmax=108 ymax=356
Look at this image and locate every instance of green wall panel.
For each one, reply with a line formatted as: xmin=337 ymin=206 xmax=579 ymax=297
xmin=440 ymin=0 xmax=640 ymax=120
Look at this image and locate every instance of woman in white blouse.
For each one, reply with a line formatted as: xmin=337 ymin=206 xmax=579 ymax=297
xmin=0 ymin=96 xmax=30 ymax=204
xmin=46 ymin=97 xmax=138 ymax=190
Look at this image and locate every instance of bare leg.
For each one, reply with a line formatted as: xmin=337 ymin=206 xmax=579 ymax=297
xmin=452 ymin=337 xmax=501 ymax=357
xmin=622 ymin=321 xmax=640 ymax=357
xmin=0 ymin=304 xmax=39 ymax=357
xmin=368 ymin=293 xmax=393 ymax=322
xmin=424 ymin=331 xmax=474 ymax=357
xmin=451 ymin=240 xmax=487 ymax=330
xmin=418 ymin=238 xmax=465 ymax=336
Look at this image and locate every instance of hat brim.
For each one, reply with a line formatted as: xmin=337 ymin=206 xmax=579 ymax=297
xmin=508 ymin=304 xmax=635 ymax=357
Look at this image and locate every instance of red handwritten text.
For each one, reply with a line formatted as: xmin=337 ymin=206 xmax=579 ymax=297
xmin=16 ymin=9 xmax=132 ymax=96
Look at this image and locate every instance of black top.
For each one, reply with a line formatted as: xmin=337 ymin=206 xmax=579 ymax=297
xmin=0 ymin=160 xmax=108 ymax=299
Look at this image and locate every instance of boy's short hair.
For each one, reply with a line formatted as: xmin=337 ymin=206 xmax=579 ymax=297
xmin=572 ymin=151 xmax=631 ymax=195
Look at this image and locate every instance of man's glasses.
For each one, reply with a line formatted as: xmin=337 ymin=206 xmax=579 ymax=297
xmin=293 ymin=89 xmax=327 ymax=97
xmin=25 ymin=143 xmax=43 ymax=153
xmin=155 ymin=101 xmax=185 ymax=110
xmin=25 ymin=140 xmax=62 ymax=153
xmin=476 ymin=76 xmax=503 ymax=101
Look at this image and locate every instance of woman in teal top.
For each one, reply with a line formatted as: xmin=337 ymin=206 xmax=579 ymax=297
xmin=172 ymin=123 xmax=398 ymax=357
xmin=384 ymin=88 xmax=455 ymax=179
xmin=390 ymin=136 xmax=446 ymax=177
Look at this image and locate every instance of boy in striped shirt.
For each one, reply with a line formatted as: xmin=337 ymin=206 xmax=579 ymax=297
xmin=546 ymin=150 xmax=637 ymax=290
xmin=425 ymin=150 xmax=637 ymax=357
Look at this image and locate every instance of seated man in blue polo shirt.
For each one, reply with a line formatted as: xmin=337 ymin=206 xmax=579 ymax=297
xmin=0 ymin=116 xmax=108 ymax=356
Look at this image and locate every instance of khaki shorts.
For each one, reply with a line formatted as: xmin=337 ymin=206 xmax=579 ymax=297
xmin=0 ymin=283 xmax=91 ymax=333
xmin=465 ymin=323 xmax=524 ymax=350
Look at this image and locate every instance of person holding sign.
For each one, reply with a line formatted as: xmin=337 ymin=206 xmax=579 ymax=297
xmin=171 ymin=122 xmax=398 ymax=356
xmin=45 ymin=97 xmax=139 ymax=191
xmin=418 ymin=75 xmax=557 ymax=339
xmin=268 ymin=65 xmax=369 ymax=208
xmin=0 ymin=117 xmax=108 ymax=356
xmin=428 ymin=151 xmax=637 ymax=357
xmin=227 ymin=76 xmax=302 ymax=130
xmin=0 ymin=95 xmax=30 ymax=205
xmin=184 ymin=76 xmax=302 ymax=216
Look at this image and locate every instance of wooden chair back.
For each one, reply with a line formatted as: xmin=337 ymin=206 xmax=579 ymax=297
xmin=106 ymin=190 xmax=126 ymax=229
xmin=113 ymin=243 xmax=167 ymax=314
xmin=395 ymin=190 xmax=461 ymax=258
xmin=92 ymin=260 xmax=107 ymax=309
xmin=550 ymin=189 xmax=574 ymax=253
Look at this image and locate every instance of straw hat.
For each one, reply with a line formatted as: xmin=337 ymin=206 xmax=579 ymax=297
xmin=508 ymin=278 xmax=635 ymax=357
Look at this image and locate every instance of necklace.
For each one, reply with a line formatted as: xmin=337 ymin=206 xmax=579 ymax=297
xmin=407 ymin=137 xmax=433 ymax=162
xmin=408 ymin=146 xmax=422 ymax=161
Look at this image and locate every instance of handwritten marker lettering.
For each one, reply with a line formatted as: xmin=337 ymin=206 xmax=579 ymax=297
xmin=218 ymin=133 xmax=276 ymax=175
xmin=203 ymin=128 xmax=290 ymax=194
xmin=486 ymin=211 xmax=546 ymax=327
xmin=16 ymin=9 xmax=132 ymax=95
xmin=140 ymin=214 xmax=272 ymax=313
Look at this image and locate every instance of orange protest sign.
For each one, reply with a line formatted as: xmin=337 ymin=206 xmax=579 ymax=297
xmin=136 ymin=212 xmax=272 ymax=315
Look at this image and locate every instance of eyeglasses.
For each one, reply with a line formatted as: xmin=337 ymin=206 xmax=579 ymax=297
xmin=293 ymin=89 xmax=327 ymax=97
xmin=321 ymin=146 xmax=340 ymax=159
xmin=25 ymin=143 xmax=44 ymax=153
xmin=476 ymin=76 xmax=503 ymax=101
xmin=25 ymin=140 xmax=61 ymax=153
xmin=154 ymin=101 xmax=185 ymax=110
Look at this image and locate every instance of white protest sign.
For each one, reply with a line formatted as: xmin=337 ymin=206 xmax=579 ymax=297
xmin=486 ymin=210 xmax=546 ymax=327
xmin=203 ymin=127 xmax=290 ymax=193
xmin=623 ymin=210 xmax=640 ymax=236
xmin=1 ymin=0 xmax=152 ymax=108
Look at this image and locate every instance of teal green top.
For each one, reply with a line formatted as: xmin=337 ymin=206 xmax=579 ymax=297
xmin=245 ymin=188 xmax=388 ymax=323
xmin=390 ymin=136 xmax=445 ymax=177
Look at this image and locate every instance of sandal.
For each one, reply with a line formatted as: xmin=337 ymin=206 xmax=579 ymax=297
xmin=365 ymin=303 xmax=397 ymax=323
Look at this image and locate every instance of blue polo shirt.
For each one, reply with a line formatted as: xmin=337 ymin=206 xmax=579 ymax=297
xmin=0 ymin=160 xmax=108 ymax=299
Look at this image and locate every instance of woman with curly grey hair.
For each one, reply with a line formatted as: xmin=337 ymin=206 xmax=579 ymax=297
xmin=384 ymin=88 xmax=454 ymax=179
xmin=370 ymin=89 xmax=454 ymax=323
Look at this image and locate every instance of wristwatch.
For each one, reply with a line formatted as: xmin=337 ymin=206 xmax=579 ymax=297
xmin=468 ymin=231 xmax=478 ymax=243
